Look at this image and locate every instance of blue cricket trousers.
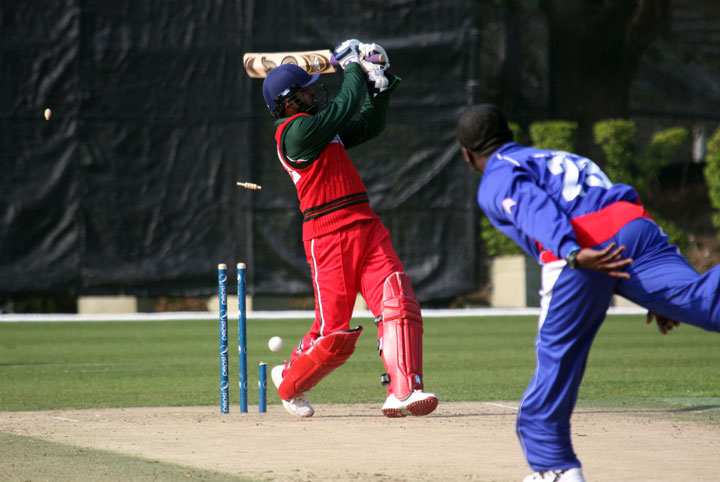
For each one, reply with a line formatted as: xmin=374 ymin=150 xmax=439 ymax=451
xmin=517 ymin=217 xmax=720 ymax=470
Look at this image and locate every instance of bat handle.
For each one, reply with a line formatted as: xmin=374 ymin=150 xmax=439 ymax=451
xmin=329 ymin=54 xmax=385 ymax=67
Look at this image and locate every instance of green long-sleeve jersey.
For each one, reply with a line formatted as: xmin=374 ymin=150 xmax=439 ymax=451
xmin=274 ymin=62 xmax=401 ymax=165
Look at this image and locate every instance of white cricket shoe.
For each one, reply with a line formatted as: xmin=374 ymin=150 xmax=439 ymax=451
xmin=271 ymin=364 xmax=314 ymax=418
xmin=523 ymin=467 xmax=585 ymax=482
xmin=381 ymin=389 xmax=438 ymax=418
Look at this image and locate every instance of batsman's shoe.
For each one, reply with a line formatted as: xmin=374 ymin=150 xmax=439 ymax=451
xmin=381 ymin=390 xmax=438 ymax=418
xmin=522 ymin=467 xmax=585 ymax=482
xmin=271 ymin=364 xmax=314 ymax=418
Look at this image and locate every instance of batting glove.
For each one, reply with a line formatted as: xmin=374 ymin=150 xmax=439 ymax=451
xmin=333 ymin=39 xmax=362 ymax=69
xmin=358 ymin=42 xmax=390 ymax=71
xmin=364 ymin=65 xmax=389 ymax=96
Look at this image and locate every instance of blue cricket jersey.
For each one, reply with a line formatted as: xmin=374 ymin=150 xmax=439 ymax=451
xmin=478 ymin=143 xmax=643 ymax=262
xmin=486 ymin=143 xmax=720 ymax=472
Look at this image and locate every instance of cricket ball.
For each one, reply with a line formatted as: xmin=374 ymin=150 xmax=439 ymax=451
xmin=268 ymin=336 xmax=284 ymax=352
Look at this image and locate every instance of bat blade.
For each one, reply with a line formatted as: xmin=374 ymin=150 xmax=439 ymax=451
xmin=243 ymin=50 xmax=337 ymax=79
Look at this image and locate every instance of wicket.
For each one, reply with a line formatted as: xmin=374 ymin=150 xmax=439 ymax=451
xmin=258 ymin=362 xmax=267 ymax=413
xmin=237 ymin=263 xmax=248 ymax=413
xmin=218 ymin=262 xmax=264 ymax=414
xmin=218 ymin=264 xmax=229 ymax=414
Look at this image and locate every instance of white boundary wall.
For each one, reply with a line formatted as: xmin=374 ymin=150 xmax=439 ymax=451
xmin=0 ymin=307 xmax=646 ymax=323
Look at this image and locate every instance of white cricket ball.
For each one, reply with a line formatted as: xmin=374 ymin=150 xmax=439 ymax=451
xmin=44 ymin=108 xmax=52 ymax=120
xmin=268 ymin=336 xmax=284 ymax=352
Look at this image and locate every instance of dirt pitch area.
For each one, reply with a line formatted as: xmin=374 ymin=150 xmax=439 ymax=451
xmin=1 ymin=402 xmax=718 ymax=481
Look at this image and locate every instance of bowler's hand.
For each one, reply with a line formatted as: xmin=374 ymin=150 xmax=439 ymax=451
xmin=646 ymin=311 xmax=680 ymax=335
xmin=575 ymin=242 xmax=633 ymax=279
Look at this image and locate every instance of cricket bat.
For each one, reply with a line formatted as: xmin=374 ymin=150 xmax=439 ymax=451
xmin=243 ymin=50 xmax=337 ymax=79
xmin=243 ymin=50 xmax=386 ymax=79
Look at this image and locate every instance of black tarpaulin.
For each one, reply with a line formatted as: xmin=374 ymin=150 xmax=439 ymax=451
xmin=1 ymin=0 xmax=480 ymax=301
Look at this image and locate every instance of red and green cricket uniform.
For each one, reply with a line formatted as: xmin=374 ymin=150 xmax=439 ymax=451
xmin=273 ymin=63 xmax=403 ymax=363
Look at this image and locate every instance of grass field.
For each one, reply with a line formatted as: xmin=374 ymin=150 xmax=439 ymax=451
xmin=1 ymin=314 xmax=719 ymax=481
xmin=0 ymin=431 xmax=250 ymax=482
xmin=1 ymin=314 xmax=719 ymax=411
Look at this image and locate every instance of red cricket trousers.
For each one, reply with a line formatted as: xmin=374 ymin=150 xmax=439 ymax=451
xmin=290 ymin=219 xmax=403 ymax=363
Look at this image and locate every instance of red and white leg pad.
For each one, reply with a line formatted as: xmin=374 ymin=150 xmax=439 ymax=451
xmin=277 ymin=326 xmax=363 ymax=400
xmin=378 ymin=272 xmax=424 ymax=400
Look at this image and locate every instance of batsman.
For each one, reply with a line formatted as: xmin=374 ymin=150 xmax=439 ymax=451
xmin=260 ymin=39 xmax=438 ymax=418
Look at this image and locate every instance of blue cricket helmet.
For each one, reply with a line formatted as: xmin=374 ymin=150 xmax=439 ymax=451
xmin=262 ymin=64 xmax=320 ymax=113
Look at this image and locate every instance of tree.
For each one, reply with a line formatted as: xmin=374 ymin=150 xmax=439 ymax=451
xmin=544 ymin=0 xmax=669 ymax=155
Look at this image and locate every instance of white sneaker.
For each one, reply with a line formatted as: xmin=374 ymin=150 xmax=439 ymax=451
xmin=381 ymin=389 xmax=438 ymax=418
xmin=271 ymin=364 xmax=314 ymax=418
xmin=523 ymin=467 xmax=585 ymax=482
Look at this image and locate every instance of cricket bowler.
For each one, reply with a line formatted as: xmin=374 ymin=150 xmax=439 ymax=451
xmin=457 ymin=103 xmax=720 ymax=482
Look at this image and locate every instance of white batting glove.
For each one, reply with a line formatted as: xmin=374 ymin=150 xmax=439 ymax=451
xmin=364 ymin=65 xmax=389 ymax=96
xmin=333 ymin=39 xmax=362 ymax=69
xmin=358 ymin=42 xmax=390 ymax=71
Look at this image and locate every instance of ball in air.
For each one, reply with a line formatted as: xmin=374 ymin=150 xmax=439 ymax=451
xmin=268 ymin=336 xmax=284 ymax=352
xmin=44 ymin=108 xmax=52 ymax=120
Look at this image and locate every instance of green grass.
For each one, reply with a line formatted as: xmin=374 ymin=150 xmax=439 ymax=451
xmin=0 ymin=315 xmax=719 ymax=412
xmin=0 ymin=432 xmax=254 ymax=482
xmin=583 ymin=317 xmax=720 ymax=400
